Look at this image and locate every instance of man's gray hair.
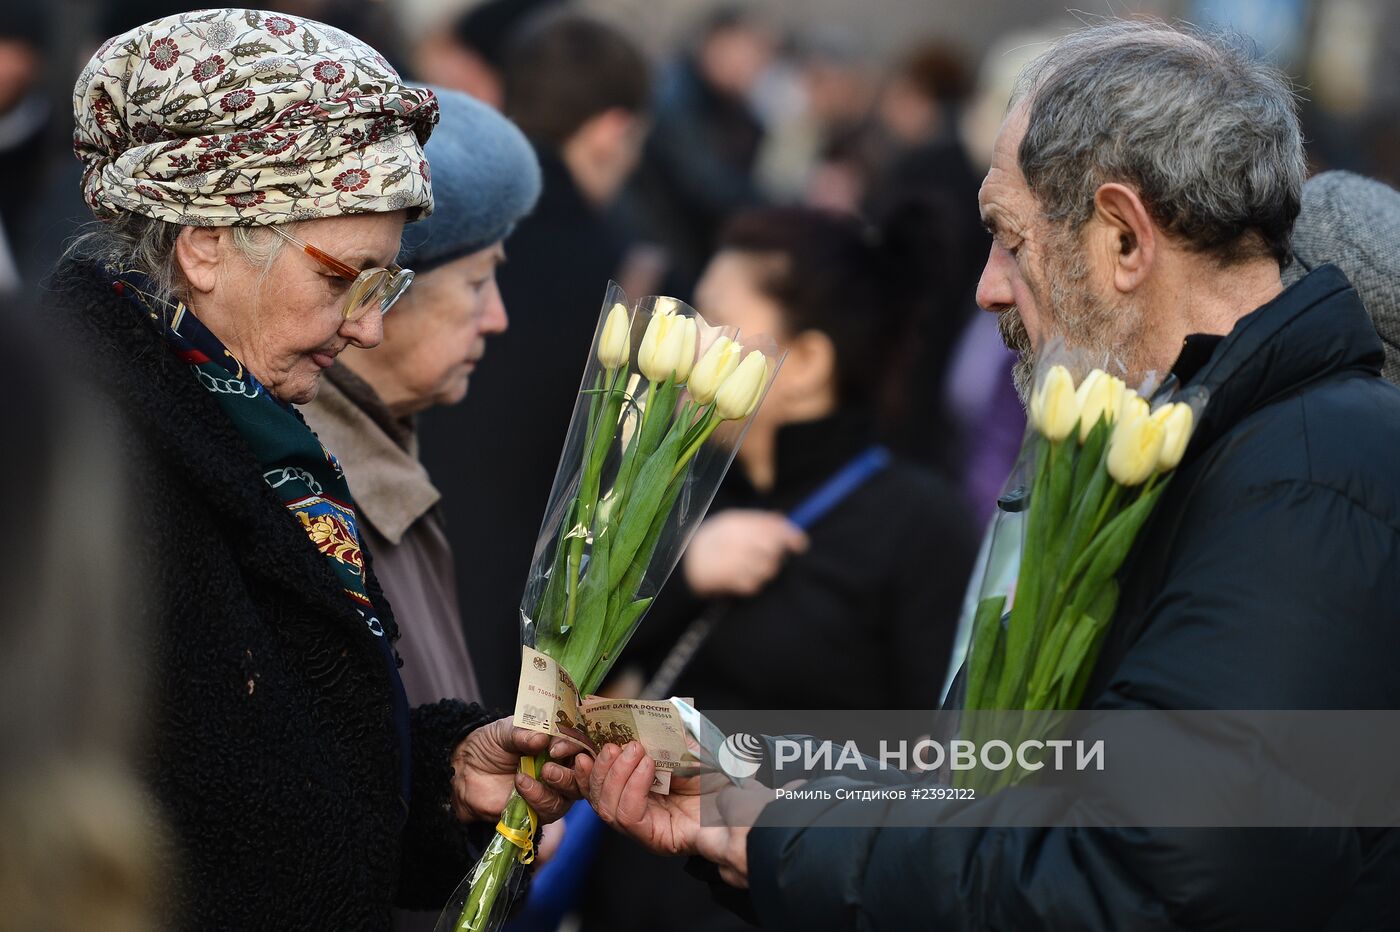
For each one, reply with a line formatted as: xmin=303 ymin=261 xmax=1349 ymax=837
xmin=1011 ymin=20 xmax=1305 ymax=267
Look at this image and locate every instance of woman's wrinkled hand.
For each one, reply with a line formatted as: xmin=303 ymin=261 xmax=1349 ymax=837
xmin=450 ymin=718 xmax=582 ymax=824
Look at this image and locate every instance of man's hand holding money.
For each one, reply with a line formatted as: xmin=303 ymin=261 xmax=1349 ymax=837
xmin=576 ymin=740 xmax=771 ymax=889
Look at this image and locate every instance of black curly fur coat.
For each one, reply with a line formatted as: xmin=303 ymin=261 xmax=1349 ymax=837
xmin=47 ymin=260 xmax=496 ymax=930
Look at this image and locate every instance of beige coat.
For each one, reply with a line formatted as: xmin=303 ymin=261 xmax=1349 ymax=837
xmin=301 ymin=365 xmax=481 ymax=707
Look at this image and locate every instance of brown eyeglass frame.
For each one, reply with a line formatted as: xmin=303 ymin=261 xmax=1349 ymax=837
xmin=267 ymin=224 xmax=414 ymax=320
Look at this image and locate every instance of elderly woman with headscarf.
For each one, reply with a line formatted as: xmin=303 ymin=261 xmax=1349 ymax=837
xmin=301 ymin=88 xmax=541 ymax=711
xmin=46 ymin=11 xmax=577 ymax=929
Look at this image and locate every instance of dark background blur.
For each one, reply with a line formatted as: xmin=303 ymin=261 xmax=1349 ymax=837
xmin=3 ymin=0 xmax=1399 ymax=295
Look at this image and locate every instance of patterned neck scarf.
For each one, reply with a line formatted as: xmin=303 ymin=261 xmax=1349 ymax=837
xmin=114 ymin=269 xmax=413 ymax=806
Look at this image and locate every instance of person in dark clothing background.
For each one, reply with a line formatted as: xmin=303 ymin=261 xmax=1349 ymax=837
xmin=865 ymin=42 xmax=985 ymax=293
xmin=412 ymin=0 xmax=565 ymax=110
xmin=0 ymin=3 xmax=66 ymax=291
xmin=579 ymin=205 xmax=977 ymax=932
xmin=1 ymin=298 xmax=163 ymax=932
xmin=628 ymin=205 xmax=977 ymax=708
xmin=627 ymin=7 xmax=774 ymax=294
xmin=574 ymin=22 xmax=1400 ymax=931
xmin=863 ymin=42 xmax=990 ymax=477
xmin=419 ymin=13 xmax=650 ymax=708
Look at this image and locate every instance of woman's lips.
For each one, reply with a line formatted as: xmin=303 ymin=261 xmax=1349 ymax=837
xmin=310 ymin=351 xmax=337 ymax=369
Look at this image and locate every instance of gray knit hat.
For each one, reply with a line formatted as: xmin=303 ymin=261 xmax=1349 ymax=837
xmin=399 ymin=88 xmax=541 ymax=272
xmin=1283 ymin=170 xmax=1400 ymax=385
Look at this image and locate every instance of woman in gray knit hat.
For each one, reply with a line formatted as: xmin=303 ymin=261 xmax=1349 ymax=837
xmin=301 ymin=87 xmax=542 ymax=717
xmin=1282 ymin=170 xmax=1400 ymax=385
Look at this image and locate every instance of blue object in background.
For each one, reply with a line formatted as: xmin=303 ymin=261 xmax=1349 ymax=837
xmin=1189 ymin=0 xmax=1308 ymax=67
xmin=786 ymin=445 xmax=890 ymax=531
xmin=503 ymin=801 xmax=607 ymax=932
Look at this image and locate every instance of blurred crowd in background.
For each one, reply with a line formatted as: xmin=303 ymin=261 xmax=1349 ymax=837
xmin=7 ymin=0 xmax=1400 ymax=292
xmin=4 ymin=1 xmax=1400 ymax=930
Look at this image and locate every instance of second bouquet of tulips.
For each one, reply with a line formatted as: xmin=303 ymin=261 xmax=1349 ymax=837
xmin=957 ymin=351 xmax=1204 ymax=792
xmin=435 ymin=283 xmax=782 ymax=932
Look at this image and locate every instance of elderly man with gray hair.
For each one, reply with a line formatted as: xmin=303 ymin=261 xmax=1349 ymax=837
xmin=573 ymin=20 xmax=1400 ymax=930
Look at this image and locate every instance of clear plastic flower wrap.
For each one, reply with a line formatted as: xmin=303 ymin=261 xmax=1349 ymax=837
xmin=435 ymin=283 xmax=783 ymax=932
xmin=954 ymin=341 xmax=1207 ymax=793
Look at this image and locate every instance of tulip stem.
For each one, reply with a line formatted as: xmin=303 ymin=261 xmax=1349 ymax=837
xmin=672 ymin=410 xmax=721 ymax=482
xmin=679 ymin=402 xmax=713 ymax=448
xmin=1032 ymin=481 xmax=1121 ymax=677
xmin=636 ymin=381 xmax=657 ymax=450
xmin=565 ymin=366 xmax=630 ymax=642
xmin=607 ymin=379 xmax=663 ymax=525
xmin=1086 ymin=483 xmax=1122 ymax=550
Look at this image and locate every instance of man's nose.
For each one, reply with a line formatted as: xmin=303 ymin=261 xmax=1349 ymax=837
xmin=976 ymin=244 xmax=1014 ymax=313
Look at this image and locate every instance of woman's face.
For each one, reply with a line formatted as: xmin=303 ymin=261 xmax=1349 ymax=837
xmin=186 ymin=211 xmax=406 ymax=405
xmin=694 ymin=249 xmax=788 ymax=349
xmin=340 ymin=242 xmax=508 ymax=416
xmin=695 ymin=249 xmax=836 ymax=429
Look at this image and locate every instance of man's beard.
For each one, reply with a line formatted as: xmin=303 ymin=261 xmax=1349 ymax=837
xmin=998 ymin=306 xmax=1035 ymax=403
xmin=998 ymin=242 xmax=1123 ymax=405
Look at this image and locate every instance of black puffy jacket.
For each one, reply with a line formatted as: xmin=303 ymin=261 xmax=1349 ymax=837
xmin=743 ymin=265 xmax=1400 ymax=930
xmin=48 ymin=261 xmax=495 ymax=930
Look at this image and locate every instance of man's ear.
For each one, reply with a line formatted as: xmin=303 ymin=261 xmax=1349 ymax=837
xmin=173 ymin=226 xmax=226 ymax=296
xmin=1092 ymin=183 xmax=1156 ymax=294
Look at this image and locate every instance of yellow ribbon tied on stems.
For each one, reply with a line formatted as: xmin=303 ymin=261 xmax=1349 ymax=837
xmin=494 ymin=756 xmax=540 ymax=864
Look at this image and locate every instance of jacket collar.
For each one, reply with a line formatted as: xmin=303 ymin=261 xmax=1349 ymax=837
xmin=303 ymin=365 xmax=440 ymax=546
xmin=772 ymin=408 xmax=877 ymax=494
xmin=531 ymin=143 xmax=595 ymax=221
xmin=47 ymin=260 xmax=396 ymax=644
xmin=1178 ymin=263 xmax=1383 ymax=466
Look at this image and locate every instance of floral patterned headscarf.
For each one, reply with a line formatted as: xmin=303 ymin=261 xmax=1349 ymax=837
xmin=74 ymin=9 xmax=439 ymax=226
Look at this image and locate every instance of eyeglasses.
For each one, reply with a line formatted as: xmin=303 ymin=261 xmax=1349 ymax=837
xmin=267 ymin=224 xmax=414 ymax=321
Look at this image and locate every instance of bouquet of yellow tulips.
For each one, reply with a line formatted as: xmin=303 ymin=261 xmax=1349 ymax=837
xmin=435 ymin=284 xmax=781 ymax=932
xmin=957 ymin=352 xmax=1204 ymax=792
